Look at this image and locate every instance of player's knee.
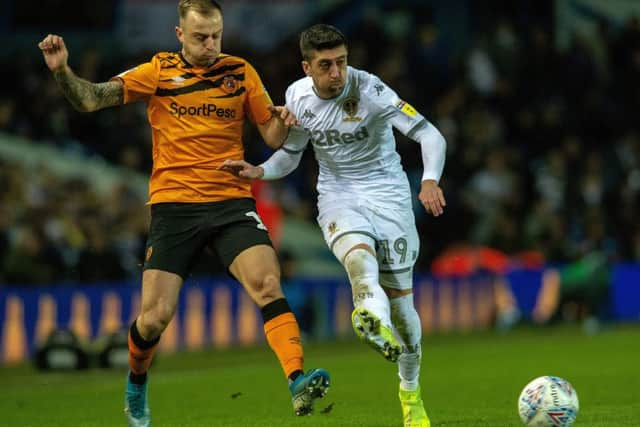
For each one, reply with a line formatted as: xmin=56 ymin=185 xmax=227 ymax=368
xmin=344 ymin=249 xmax=364 ymax=275
xmin=246 ymin=272 xmax=283 ymax=305
xmin=139 ymin=303 xmax=174 ymax=337
xmin=344 ymin=248 xmax=376 ymax=279
xmin=258 ymin=273 xmax=283 ymax=303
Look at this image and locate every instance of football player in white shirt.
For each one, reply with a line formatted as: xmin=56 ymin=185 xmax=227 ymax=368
xmin=221 ymin=24 xmax=445 ymax=427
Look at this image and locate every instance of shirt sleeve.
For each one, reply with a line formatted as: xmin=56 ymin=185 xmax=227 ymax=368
xmin=410 ymin=121 xmax=447 ymax=183
xmin=282 ymin=85 xmax=310 ymax=152
xmin=243 ymin=61 xmax=273 ymax=125
xmin=111 ymin=55 xmax=160 ymax=104
xmin=282 ymin=126 xmax=310 ymax=153
xmin=363 ymin=71 xmax=445 ymax=183
xmin=365 ymin=73 xmax=427 ymax=136
xmin=259 ymin=148 xmax=303 ymax=180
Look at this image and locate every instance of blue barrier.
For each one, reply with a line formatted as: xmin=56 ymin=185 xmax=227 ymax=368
xmin=0 ymin=277 xmax=354 ymax=364
xmin=508 ymin=269 xmax=544 ymax=316
xmin=1 ymin=265 xmax=639 ymax=364
xmin=611 ymin=264 xmax=640 ymax=321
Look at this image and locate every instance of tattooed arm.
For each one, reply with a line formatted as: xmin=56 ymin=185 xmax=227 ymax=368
xmin=39 ymin=34 xmax=123 ymax=112
xmin=52 ymin=67 xmax=123 ymax=112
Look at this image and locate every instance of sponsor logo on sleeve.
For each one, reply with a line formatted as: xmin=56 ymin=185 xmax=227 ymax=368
xmin=395 ymin=99 xmax=417 ymax=117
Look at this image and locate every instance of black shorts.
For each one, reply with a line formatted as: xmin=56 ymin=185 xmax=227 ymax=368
xmin=143 ymin=198 xmax=273 ymax=279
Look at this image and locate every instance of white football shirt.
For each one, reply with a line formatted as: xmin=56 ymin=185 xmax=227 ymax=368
xmin=284 ymin=66 xmax=427 ymax=207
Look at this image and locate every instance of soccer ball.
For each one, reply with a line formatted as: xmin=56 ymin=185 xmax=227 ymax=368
xmin=517 ymin=376 xmax=579 ymax=426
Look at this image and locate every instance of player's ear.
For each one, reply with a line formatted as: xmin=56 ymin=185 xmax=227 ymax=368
xmin=175 ymin=26 xmax=184 ymax=44
xmin=302 ymin=60 xmax=311 ymax=76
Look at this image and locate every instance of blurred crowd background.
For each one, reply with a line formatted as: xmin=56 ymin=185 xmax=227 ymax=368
xmin=1 ymin=0 xmax=639 ymax=286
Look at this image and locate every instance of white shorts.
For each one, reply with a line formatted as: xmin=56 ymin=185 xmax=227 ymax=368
xmin=317 ymin=198 xmax=419 ymax=289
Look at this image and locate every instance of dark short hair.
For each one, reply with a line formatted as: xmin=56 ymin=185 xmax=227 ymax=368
xmin=299 ymin=24 xmax=347 ymax=61
xmin=178 ymin=0 xmax=222 ymax=21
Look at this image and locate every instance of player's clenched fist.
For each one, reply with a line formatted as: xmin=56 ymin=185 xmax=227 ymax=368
xmin=38 ymin=34 xmax=69 ymax=72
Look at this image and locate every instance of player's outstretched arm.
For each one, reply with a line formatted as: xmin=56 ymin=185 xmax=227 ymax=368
xmin=219 ymin=148 xmax=303 ymax=181
xmin=218 ymin=160 xmax=265 ymax=179
xmin=38 ymin=34 xmax=123 ymax=112
xmin=256 ymin=106 xmax=299 ymax=149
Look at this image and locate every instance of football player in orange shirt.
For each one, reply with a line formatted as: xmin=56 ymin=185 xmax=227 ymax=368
xmin=38 ymin=1 xmax=329 ymax=425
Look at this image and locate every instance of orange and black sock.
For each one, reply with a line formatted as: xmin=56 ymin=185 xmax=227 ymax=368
xmin=261 ymin=298 xmax=304 ymax=383
xmin=128 ymin=320 xmax=160 ymax=385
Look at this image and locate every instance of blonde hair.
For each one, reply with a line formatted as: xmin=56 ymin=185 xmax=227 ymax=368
xmin=178 ymin=0 xmax=222 ymax=21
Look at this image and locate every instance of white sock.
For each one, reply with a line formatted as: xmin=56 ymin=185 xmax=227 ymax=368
xmin=390 ymin=293 xmax=422 ymax=391
xmin=344 ymin=248 xmax=392 ymax=328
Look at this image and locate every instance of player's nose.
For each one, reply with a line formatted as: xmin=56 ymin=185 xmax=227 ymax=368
xmin=204 ymin=37 xmax=215 ymax=50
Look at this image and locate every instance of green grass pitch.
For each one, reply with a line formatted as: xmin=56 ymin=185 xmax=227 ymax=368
xmin=1 ymin=325 xmax=638 ymax=426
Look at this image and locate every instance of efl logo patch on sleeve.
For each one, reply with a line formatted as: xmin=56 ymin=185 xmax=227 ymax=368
xmin=395 ymin=99 xmax=417 ymax=117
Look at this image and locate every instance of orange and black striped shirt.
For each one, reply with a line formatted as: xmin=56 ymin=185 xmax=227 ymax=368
xmin=113 ymin=52 xmax=273 ymax=204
